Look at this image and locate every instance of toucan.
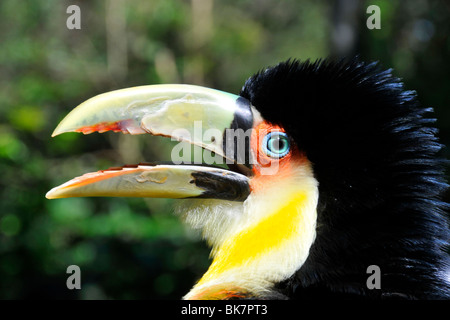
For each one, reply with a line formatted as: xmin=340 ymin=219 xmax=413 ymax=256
xmin=46 ymin=58 xmax=450 ymax=300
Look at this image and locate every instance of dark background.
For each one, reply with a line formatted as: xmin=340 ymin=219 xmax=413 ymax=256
xmin=0 ymin=0 xmax=449 ymax=299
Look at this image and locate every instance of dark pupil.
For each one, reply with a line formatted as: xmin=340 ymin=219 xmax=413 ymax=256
xmin=273 ymin=137 xmax=281 ymax=150
xmin=269 ymin=135 xmax=286 ymax=153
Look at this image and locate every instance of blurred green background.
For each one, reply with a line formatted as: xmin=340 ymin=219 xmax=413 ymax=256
xmin=0 ymin=0 xmax=449 ymax=299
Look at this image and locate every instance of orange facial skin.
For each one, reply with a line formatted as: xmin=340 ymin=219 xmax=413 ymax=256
xmin=250 ymin=121 xmax=306 ymax=192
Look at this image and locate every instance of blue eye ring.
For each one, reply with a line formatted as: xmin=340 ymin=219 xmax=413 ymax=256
xmin=262 ymin=131 xmax=290 ymax=158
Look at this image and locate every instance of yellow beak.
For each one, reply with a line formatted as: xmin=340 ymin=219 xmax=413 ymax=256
xmin=46 ymin=85 xmax=258 ymax=201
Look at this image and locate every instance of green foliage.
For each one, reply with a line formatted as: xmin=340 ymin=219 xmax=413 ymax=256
xmin=0 ymin=0 xmax=448 ymax=299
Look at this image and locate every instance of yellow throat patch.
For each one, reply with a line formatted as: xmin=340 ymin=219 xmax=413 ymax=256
xmin=184 ymin=166 xmax=318 ymax=300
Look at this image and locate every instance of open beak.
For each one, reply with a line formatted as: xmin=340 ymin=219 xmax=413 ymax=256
xmin=46 ymin=85 xmax=260 ymax=202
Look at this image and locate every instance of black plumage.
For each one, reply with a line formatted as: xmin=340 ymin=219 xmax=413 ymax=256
xmin=240 ymin=58 xmax=450 ymax=299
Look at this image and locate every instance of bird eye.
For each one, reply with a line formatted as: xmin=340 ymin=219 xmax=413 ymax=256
xmin=262 ymin=131 xmax=290 ymax=158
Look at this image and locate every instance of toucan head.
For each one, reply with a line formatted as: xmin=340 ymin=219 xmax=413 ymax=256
xmin=46 ymin=58 xmax=450 ymax=299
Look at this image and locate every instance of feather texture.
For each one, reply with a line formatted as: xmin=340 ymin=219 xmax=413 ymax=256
xmin=240 ymin=58 xmax=450 ymax=299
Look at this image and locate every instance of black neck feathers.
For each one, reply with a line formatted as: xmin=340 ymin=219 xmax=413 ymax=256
xmin=241 ymin=58 xmax=450 ymax=299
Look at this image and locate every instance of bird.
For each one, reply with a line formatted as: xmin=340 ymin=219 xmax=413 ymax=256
xmin=46 ymin=58 xmax=450 ymax=300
